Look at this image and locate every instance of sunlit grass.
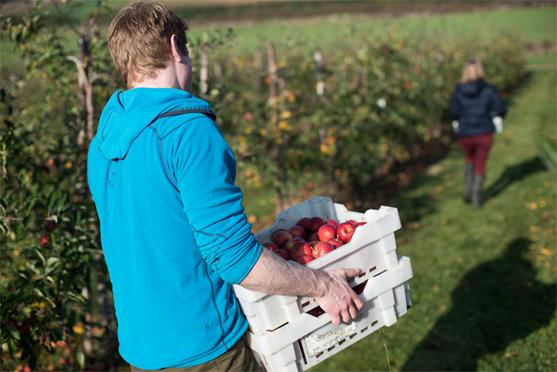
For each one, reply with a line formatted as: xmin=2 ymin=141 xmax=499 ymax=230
xmin=310 ymin=70 xmax=556 ymax=372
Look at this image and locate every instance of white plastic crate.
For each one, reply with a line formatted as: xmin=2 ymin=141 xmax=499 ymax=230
xmin=234 ymin=196 xmax=405 ymax=335
xmin=248 ymin=257 xmax=412 ymax=372
xmin=232 ymin=196 xmax=413 ymax=372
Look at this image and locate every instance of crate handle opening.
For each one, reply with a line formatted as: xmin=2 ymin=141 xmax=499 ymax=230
xmin=297 ymin=340 xmax=308 ymax=364
xmin=306 ymin=280 xmax=368 ymax=318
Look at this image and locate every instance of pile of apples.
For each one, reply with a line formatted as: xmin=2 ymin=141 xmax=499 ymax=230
xmin=263 ymin=217 xmax=366 ymax=265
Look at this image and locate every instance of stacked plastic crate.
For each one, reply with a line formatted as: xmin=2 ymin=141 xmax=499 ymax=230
xmin=233 ymin=197 xmax=413 ymax=371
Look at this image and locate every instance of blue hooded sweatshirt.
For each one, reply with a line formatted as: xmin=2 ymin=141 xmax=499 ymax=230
xmin=87 ymin=88 xmax=262 ymax=369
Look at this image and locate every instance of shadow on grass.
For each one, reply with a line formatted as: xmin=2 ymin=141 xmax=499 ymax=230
xmin=486 ymin=156 xmax=546 ymax=199
xmin=402 ymin=238 xmax=556 ymax=371
xmin=395 ymin=194 xmax=437 ymax=226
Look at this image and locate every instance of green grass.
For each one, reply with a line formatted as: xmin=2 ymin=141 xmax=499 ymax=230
xmin=212 ymin=6 xmax=556 ymax=53
xmin=526 ymin=51 xmax=557 ymax=66
xmin=305 ymin=70 xmax=557 ymax=371
xmin=0 ymin=39 xmax=23 ymax=75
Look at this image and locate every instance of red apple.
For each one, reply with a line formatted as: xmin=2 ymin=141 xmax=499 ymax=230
xmin=273 ymin=248 xmax=290 ymax=260
xmin=39 ymin=235 xmax=49 ymax=247
xmin=307 ymin=232 xmax=319 ymax=242
xmin=346 ymin=219 xmax=358 ymax=225
xmin=337 ymin=222 xmax=356 ymax=243
xmin=317 ymin=224 xmax=336 ymax=242
xmin=356 ymin=222 xmax=367 ymax=226
xmin=285 ymin=237 xmax=305 ymax=251
xmin=271 ymin=229 xmax=293 ymax=248
xmin=307 ymin=217 xmax=324 ymax=233
xmin=289 ymin=225 xmax=306 ymax=239
xmin=325 ymin=219 xmax=338 ymax=229
xmin=327 ymin=238 xmax=344 ymax=249
xmin=263 ymin=241 xmax=278 ymax=251
xmin=297 ymin=217 xmax=311 ymax=231
xmin=312 ymin=242 xmax=334 ymax=258
xmin=291 ymin=241 xmax=314 ymax=261
xmin=297 ymin=255 xmax=315 ymax=265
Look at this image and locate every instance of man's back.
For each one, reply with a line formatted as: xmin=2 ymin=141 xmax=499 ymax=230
xmin=87 ymin=88 xmax=260 ymax=369
xmin=91 ymin=2 xmax=365 ymax=369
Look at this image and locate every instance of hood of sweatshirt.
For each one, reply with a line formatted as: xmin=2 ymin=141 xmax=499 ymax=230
xmin=459 ymin=79 xmax=486 ymax=97
xmin=96 ymin=88 xmax=213 ymax=160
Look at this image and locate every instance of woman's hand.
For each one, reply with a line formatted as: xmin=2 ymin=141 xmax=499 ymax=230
xmin=452 ymin=120 xmax=459 ymax=134
xmin=493 ymin=116 xmax=503 ymax=133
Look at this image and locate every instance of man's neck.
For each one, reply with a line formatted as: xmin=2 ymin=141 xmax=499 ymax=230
xmin=130 ymin=66 xmax=178 ymax=89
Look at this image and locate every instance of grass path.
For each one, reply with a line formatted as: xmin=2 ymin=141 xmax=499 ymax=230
xmin=311 ymin=71 xmax=557 ymax=371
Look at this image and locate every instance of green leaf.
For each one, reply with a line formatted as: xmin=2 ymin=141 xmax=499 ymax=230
xmin=6 ymin=324 xmax=20 ymax=341
xmin=34 ymin=248 xmax=46 ymax=267
xmin=25 ymin=262 xmax=40 ymax=275
xmin=7 ymin=338 xmax=17 ymax=357
xmin=76 ymin=350 xmax=85 ymax=369
xmin=538 ymin=134 xmax=557 ymax=171
xmin=46 ymin=257 xmax=60 ymax=271
xmin=66 ymin=292 xmax=86 ymax=304
xmin=33 ymin=287 xmax=45 ymax=298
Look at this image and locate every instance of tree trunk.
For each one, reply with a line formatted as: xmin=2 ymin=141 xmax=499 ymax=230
xmin=267 ymin=43 xmax=289 ymax=213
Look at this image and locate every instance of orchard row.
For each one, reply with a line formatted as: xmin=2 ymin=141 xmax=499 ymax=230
xmin=200 ymin=31 xmax=524 ymax=206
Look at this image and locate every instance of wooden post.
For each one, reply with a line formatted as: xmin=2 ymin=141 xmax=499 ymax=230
xmin=79 ymin=29 xmax=96 ymax=359
xmin=79 ymin=35 xmax=95 ymax=142
xmin=314 ymin=49 xmax=325 ymax=96
xmin=200 ymin=42 xmax=209 ymax=96
xmin=267 ymin=43 xmax=278 ymax=125
xmin=314 ymin=48 xmax=336 ymax=196
xmin=69 ymin=35 xmax=95 ymax=147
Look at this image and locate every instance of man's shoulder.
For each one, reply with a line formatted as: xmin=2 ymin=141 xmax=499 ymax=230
xmin=151 ymin=111 xmax=218 ymax=141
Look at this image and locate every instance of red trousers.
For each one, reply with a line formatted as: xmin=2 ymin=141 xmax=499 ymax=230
xmin=458 ymin=133 xmax=493 ymax=176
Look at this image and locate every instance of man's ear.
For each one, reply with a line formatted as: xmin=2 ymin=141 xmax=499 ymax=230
xmin=170 ymin=34 xmax=182 ymax=62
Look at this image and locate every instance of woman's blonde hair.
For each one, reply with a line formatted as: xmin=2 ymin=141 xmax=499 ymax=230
xmin=461 ymin=59 xmax=485 ymax=84
xmin=108 ymin=1 xmax=188 ymax=85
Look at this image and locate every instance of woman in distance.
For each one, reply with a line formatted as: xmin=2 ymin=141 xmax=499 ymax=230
xmin=450 ymin=59 xmax=506 ymax=207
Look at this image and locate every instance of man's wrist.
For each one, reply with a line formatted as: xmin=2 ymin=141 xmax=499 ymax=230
xmin=309 ymin=269 xmax=330 ymax=298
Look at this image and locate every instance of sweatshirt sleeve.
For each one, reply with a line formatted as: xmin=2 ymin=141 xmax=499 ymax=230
xmin=449 ymin=87 xmax=460 ymax=120
xmin=490 ymin=87 xmax=507 ymax=118
xmin=171 ymin=117 xmax=262 ymax=284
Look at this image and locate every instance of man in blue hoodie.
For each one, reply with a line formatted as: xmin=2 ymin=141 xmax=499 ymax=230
xmin=87 ymin=1 xmax=364 ymax=370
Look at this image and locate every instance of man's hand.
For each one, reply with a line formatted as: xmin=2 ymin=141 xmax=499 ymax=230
xmin=241 ymin=249 xmax=365 ymax=325
xmin=314 ymin=268 xmax=364 ymax=325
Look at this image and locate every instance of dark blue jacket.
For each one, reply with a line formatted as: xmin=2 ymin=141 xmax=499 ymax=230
xmin=449 ymin=80 xmax=506 ymax=137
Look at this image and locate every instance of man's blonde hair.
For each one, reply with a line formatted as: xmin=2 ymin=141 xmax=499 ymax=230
xmin=461 ymin=59 xmax=485 ymax=84
xmin=108 ymin=0 xmax=188 ymax=85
